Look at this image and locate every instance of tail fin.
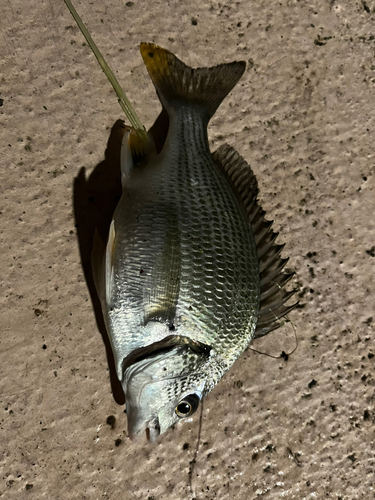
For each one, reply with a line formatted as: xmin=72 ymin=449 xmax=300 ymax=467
xmin=140 ymin=43 xmax=246 ymax=120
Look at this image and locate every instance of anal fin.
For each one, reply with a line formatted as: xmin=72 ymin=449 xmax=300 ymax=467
xmin=121 ymin=127 xmax=156 ymax=187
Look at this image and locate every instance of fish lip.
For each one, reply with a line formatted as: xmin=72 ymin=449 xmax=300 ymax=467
xmin=128 ymin=417 xmax=160 ymax=443
xmin=146 ymin=418 xmax=161 ymax=443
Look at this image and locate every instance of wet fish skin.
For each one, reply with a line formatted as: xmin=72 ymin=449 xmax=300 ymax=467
xmin=93 ymin=43 xmax=296 ymax=442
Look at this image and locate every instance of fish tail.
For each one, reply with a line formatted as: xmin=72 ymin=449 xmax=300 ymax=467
xmin=140 ymin=43 xmax=246 ymax=119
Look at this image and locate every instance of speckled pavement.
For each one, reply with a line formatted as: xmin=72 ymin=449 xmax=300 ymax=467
xmin=1 ymin=1 xmax=374 ymax=498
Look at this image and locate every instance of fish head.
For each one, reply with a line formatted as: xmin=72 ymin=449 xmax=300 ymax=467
xmin=123 ymin=345 xmax=210 ymax=442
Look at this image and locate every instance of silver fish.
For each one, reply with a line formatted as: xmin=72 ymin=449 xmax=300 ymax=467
xmin=92 ymin=43 xmax=296 ymax=442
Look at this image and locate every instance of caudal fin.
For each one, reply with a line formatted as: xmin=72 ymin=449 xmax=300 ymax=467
xmin=140 ymin=43 xmax=246 ymax=120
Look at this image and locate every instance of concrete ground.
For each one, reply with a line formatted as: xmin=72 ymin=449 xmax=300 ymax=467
xmin=1 ymin=0 xmax=374 ymax=498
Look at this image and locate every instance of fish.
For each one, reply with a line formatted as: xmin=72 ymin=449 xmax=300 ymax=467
xmin=92 ymin=43 xmax=297 ymax=442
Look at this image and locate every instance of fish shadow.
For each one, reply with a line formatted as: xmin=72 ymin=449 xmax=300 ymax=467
xmin=73 ymin=119 xmax=126 ymax=405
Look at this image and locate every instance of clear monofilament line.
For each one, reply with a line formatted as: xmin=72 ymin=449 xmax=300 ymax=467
xmin=63 ymin=0 xmax=145 ymax=132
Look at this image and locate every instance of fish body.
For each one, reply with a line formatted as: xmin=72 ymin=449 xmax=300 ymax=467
xmin=93 ymin=44 xmax=296 ymax=441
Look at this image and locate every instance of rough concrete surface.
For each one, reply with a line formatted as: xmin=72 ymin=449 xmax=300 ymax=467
xmin=1 ymin=0 xmax=374 ymax=498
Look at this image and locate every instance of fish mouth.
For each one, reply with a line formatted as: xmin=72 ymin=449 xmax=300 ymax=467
xmin=128 ymin=417 xmax=160 ymax=443
xmin=146 ymin=418 xmax=161 ymax=443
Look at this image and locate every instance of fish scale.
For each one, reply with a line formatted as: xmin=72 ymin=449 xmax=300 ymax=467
xmin=167 ymin=114 xmax=259 ymax=349
xmin=110 ymin=108 xmax=259 ymax=365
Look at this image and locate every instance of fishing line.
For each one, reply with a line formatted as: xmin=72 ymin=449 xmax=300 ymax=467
xmin=249 ymin=314 xmax=299 ymax=359
xmin=188 ymin=397 xmax=204 ymax=494
xmin=63 ymin=0 xmax=145 ymax=132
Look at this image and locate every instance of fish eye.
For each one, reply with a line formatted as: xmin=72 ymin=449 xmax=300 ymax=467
xmin=175 ymin=394 xmax=200 ymax=418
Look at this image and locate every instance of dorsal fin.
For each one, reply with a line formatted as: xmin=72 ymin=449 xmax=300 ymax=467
xmin=211 ymin=144 xmax=298 ymax=338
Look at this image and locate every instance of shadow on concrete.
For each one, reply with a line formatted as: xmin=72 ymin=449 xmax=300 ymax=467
xmin=72 ymin=109 xmax=169 ymax=406
xmin=73 ymin=119 xmax=126 ymax=405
